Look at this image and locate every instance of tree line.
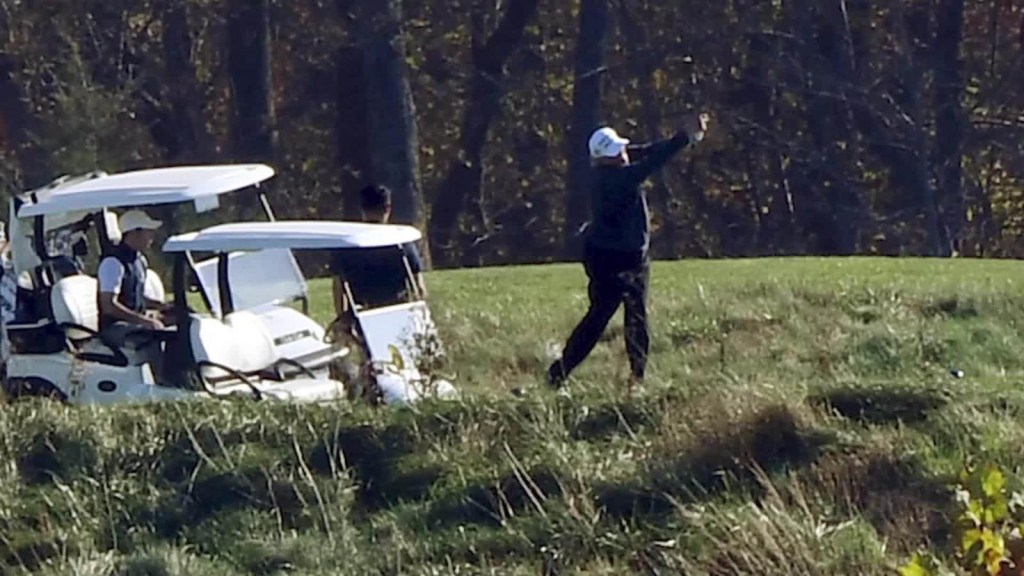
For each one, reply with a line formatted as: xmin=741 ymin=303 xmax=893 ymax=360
xmin=0 ymin=0 xmax=1022 ymax=271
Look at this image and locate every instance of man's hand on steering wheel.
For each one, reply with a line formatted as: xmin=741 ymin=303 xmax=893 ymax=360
xmin=141 ymin=315 xmax=165 ymax=330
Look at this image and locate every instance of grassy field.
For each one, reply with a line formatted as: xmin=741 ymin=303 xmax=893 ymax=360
xmin=3 ymin=256 xmax=1024 ymax=575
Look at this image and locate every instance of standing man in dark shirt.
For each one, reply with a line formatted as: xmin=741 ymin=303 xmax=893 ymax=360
xmin=331 ymin=184 xmax=426 ymax=309
xmin=547 ymin=112 xmax=710 ymax=392
xmin=358 ymin=184 xmax=426 ymax=297
xmin=329 ymin=184 xmax=428 ymax=398
xmin=330 ymin=184 xmax=427 ymax=339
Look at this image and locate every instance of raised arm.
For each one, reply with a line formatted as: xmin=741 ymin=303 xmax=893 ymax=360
xmin=619 ymin=132 xmax=692 ymax=185
xmin=620 ymin=112 xmax=709 ymax=186
xmin=626 ymin=136 xmax=685 ymax=161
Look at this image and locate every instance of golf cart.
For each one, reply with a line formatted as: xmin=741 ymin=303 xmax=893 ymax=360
xmin=0 ymin=164 xmax=346 ymax=402
xmin=163 ymin=221 xmax=456 ymax=405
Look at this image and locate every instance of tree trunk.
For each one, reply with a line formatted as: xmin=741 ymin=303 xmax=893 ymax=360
xmin=841 ymin=0 xmax=943 ymax=255
xmin=425 ymin=0 xmax=540 ymax=268
xmin=932 ymin=0 xmax=965 ymax=255
xmin=791 ymin=0 xmax=867 ymax=255
xmin=616 ymin=0 xmax=677 ymax=258
xmin=744 ymin=28 xmax=796 ymax=254
xmin=0 ymin=56 xmax=51 ymax=188
xmin=562 ymin=0 xmax=609 ymax=259
xmin=895 ymin=2 xmax=948 ymax=256
xmin=77 ymin=3 xmax=127 ymax=90
xmin=227 ymin=0 xmax=275 ymax=163
xmin=151 ymin=1 xmax=219 ymax=235
xmin=972 ymin=0 xmax=1002 ymax=255
xmin=354 ymin=0 xmax=428 ymax=265
xmin=161 ymin=1 xmax=214 ymax=163
xmin=115 ymin=1 xmax=216 ymax=235
xmin=130 ymin=2 xmax=213 ymax=164
xmin=0 ymin=6 xmax=48 ymax=187
xmin=333 ymin=44 xmax=373 ymax=222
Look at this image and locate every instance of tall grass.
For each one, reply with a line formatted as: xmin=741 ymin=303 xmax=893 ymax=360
xmin=3 ymin=257 xmax=1024 ymax=574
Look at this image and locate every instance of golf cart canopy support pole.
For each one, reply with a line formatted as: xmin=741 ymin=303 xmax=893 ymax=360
xmin=259 ymin=190 xmax=276 ymax=222
xmin=217 ymin=253 xmax=234 ymax=316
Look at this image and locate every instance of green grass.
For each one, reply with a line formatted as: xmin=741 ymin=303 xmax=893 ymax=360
xmin=4 ymin=256 xmax=1024 ymax=574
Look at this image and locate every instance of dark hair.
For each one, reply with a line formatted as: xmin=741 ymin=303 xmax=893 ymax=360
xmin=359 ymin=184 xmax=391 ymax=212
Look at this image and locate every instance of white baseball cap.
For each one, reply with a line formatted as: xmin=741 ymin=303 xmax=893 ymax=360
xmin=588 ymin=127 xmax=630 ymax=158
xmin=118 ymin=209 xmax=162 ymax=233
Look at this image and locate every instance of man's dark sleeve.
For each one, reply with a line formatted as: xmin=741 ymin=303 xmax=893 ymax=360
xmin=621 ymin=132 xmax=692 ymax=186
xmin=625 ymin=142 xmax=658 ymax=161
xmin=402 ymin=242 xmax=424 ymax=274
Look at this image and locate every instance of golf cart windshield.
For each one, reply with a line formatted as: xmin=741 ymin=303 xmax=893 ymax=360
xmin=191 ymin=248 xmax=308 ymax=316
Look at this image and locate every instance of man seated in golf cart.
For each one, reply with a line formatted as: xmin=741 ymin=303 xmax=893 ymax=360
xmin=329 ymin=185 xmax=426 ymax=334
xmin=97 ymin=209 xmax=174 ymax=346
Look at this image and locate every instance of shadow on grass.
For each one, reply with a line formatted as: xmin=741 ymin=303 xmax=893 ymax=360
xmin=309 ymin=423 xmax=444 ymax=513
xmin=1 ymin=531 xmax=73 ymax=572
xmin=118 ymin=555 xmax=178 ymax=576
xmin=593 ymin=404 xmax=829 ymax=521
xmin=152 ymin=415 xmax=448 ymax=524
xmin=15 ymin=427 xmax=99 ymax=486
xmin=227 ymin=540 xmax=308 ymax=576
xmin=807 ymin=448 xmax=952 ymax=552
xmin=425 ymin=404 xmax=830 ymax=529
xmin=425 ymin=465 xmax=566 ymax=527
xmin=920 ymin=297 xmax=979 ymax=320
xmin=565 ymin=400 xmax=656 ymax=442
xmin=807 ymin=385 xmax=948 ymax=425
xmin=0 ymin=494 xmax=82 ymax=571
xmin=151 ymin=466 xmax=318 ymax=540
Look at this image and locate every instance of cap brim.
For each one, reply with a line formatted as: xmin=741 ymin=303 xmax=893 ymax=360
xmin=130 ymin=221 xmax=162 ymax=231
xmin=594 ymin=139 xmax=629 ymax=158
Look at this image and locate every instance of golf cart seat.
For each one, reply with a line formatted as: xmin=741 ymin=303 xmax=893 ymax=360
xmin=188 ymin=310 xmax=324 ymax=388
xmin=357 ymin=301 xmax=435 ymax=368
xmin=49 ymin=275 xmax=99 ymax=340
xmin=355 ymin=300 xmax=455 ymax=404
xmin=144 ymin=269 xmax=165 ymax=304
xmin=49 ymin=275 xmax=132 ymax=366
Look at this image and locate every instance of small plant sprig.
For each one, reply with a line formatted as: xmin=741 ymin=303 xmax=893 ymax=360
xmin=900 ymin=463 xmax=1024 ymax=576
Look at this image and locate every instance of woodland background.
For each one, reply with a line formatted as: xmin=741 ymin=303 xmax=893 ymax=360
xmin=0 ymin=0 xmax=1023 ymax=270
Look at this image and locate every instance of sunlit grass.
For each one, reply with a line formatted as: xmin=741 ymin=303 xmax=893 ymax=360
xmin=3 ymin=256 xmax=1024 ymax=574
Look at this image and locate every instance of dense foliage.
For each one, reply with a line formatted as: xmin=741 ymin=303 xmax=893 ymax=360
xmin=0 ymin=0 xmax=1022 ymax=268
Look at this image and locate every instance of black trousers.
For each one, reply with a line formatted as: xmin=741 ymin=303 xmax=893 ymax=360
xmin=549 ymin=244 xmax=650 ymax=384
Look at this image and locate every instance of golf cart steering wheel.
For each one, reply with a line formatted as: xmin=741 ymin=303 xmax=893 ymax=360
xmin=273 ymin=357 xmax=317 ymax=379
xmin=195 ymin=360 xmax=264 ymax=401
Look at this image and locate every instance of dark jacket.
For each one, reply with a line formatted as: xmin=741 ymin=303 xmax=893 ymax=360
xmin=331 ymin=242 xmax=423 ymax=309
xmin=584 ymin=132 xmax=692 ymax=255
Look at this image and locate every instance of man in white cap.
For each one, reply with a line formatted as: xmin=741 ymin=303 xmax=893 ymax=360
xmin=97 ymin=209 xmax=171 ymax=344
xmin=547 ymin=112 xmax=710 ymax=393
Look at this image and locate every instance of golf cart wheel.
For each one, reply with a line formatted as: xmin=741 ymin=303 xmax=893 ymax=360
xmin=3 ymin=376 xmax=68 ymax=403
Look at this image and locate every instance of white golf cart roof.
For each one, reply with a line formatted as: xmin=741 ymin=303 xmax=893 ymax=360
xmin=17 ymin=164 xmax=274 ymax=218
xmin=163 ymin=221 xmax=422 ymax=253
